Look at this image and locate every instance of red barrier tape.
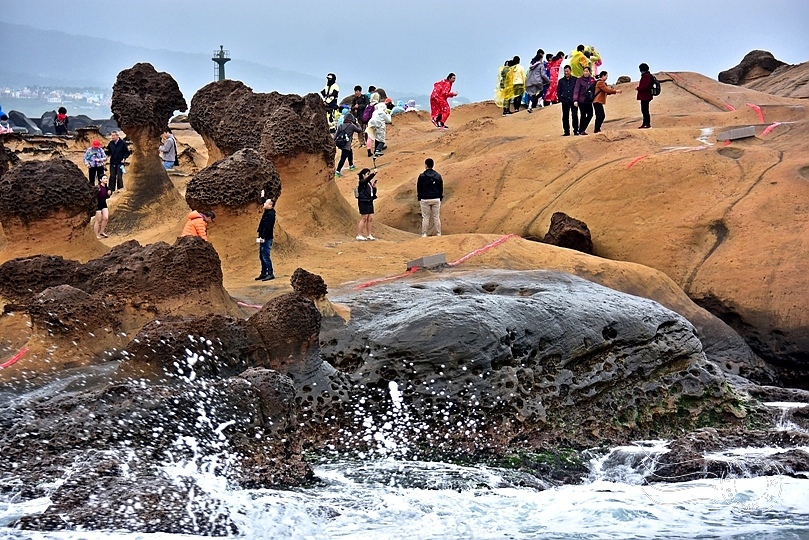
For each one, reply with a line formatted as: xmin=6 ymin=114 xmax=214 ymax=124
xmin=746 ymin=103 xmax=764 ymax=123
xmin=448 ymin=234 xmax=520 ymax=266
xmin=237 ymin=301 xmax=263 ymax=309
xmin=723 ymin=140 xmax=731 ymax=147
xmin=1 ymin=347 xmax=29 ymax=369
xmin=724 ymin=103 xmax=736 ymax=112
xmin=761 ymin=122 xmax=782 ymax=137
xmin=626 ymin=155 xmax=650 ymax=170
xmin=354 ymin=266 xmax=420 ymax=290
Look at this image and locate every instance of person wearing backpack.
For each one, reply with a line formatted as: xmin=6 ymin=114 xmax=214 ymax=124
xmin=355 ymin=167 xmax=378 ymax=241
xmin=320 ymin=73 xmax=340 ymax=122
xmin=573 ymin=67 xmax=596 ymax=136
xmin=525 ymin=51 xmax=550 ymax=113
xmin=636 ymin=63 xmax=654 ymax=129
xmin=334 ymin=113 xmax=363 ymax=177
xmin=593 ymin=71 xmax=622 ymax=133
xmin=54 ymin=106 xmax=69 ymax=135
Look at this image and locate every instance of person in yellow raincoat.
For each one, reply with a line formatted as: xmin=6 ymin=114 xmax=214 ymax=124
xmin=568 ymin=45 xmax=589 ymax=77
xmin=495 ymin=59 xmax=516 ymax=115
xmin=586 ymin=45 xmax=602 ymax=75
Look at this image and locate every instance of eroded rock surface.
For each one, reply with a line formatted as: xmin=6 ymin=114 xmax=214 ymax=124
xmin=719 ymin=50 xmax=787 ymax=86
xmin=542 ymin=211 xmax=594 ymax=254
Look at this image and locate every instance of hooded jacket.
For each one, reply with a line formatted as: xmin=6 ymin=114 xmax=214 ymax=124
xmin=181 ymin=211 xmax=209 ymax=241
xmin=417 ymin=169 xmax=443 ymax=200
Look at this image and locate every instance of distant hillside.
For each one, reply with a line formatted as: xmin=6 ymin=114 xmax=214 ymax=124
xmin=3 ymin=23 xmax=324 ymax=104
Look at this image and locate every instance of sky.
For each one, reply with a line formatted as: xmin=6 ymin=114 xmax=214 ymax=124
xmin=2 ymin=0 xmax=809 ymax=102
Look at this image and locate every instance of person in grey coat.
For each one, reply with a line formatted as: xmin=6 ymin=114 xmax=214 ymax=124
xmin=525 ymin=50 xmax=551 ymax=112
xmin=159 ymin=130 xmax=177 ymax=169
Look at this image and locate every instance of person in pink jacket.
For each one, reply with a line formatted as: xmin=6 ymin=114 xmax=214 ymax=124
xmin=430 ymin=73 xmax=457 ymax=130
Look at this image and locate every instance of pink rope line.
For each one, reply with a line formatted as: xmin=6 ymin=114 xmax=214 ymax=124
xmin=1 ymin=347 xmax=29 ymax=369
xmin=237 ymin=301 xmax=263 ymax=309
xmin=353 ymin=266 xmax=420 ymax=290
xmin=626 ymin=155 xmax=650 ymax=170
xmin=448 ymin=234 xmax=520 ymax=266
xmin=746 ymin=103 xmax=765 ymax=123
xmin=761 ymin=122 xmax=782 ymax=137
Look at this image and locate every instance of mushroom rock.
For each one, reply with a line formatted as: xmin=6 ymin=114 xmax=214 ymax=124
xmin=718 ymin=50 xmax=787 ymax=86
xmin=616 ymin=75 xmax=631 ymax=84
xmin=0 ymin=159 xmax=105 ymax=262
xmin=542 ymin=211 xmax=594 ymax=254
xmin=290 ymin=266 xmax=339 ymax=318
xmin=110 ymin=63 xmax=186 ymax=231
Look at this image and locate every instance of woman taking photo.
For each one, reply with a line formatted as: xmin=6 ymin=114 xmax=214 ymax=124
xmin=356 ymin=167 xmax=378 ymax=241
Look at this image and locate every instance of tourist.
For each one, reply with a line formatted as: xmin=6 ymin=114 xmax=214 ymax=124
xmin=320 ymin=73 xmax=340 ymax=122
xmin=636 ymin=63 xmax=653 ymax=129
xmin=573 ymin=66 xmax=596 ymax=135
xmin=569 ymin=45 xmax=588 ymax=78
xmin=0 ymin=115 xmax=12 ymax=134
xmin=367 ymin=99 xmax=391 ymax=157
xmin=544 ymin=51 xmax=565 ymax=104
xmin=557 ymin=65 xmax=579 ymax=136
xmin=430 ymin=73 xmax=458 ymax=129
xmin=256 ymin=198 xmax=276 ymax=281
xmin=350 ymin=85 xmax=370 ymax=143
xmin=93 ymin=175 xmax=111 ymax=239
xmin=83 ymin=139 xmax=107 ymax=185
xmin=159 ymin=129 xmax=177 ymax=169
xmin=497 ymin=60 xmax=515 ymax=116
xmin=525 ymin=51 xmax=550 ymax=112
xmin=54 ymin=106 xmax=69 ymax=135
xmin=356 ymin=167 xmax=378 ymax=241
xmin=181 ymin=210 xmax=215 ymax=241
xmin=334 ymin=113 xmax=363 ymax=177
xmin=106 ymin=130 xmax=130 ymax=193
xmin=593 ymin=71 xmax=622 ymax=133
xmin=417 ymin=158 xmax=443 ymax=237
xmin=510 ymin=56 xmax=527 ymax=113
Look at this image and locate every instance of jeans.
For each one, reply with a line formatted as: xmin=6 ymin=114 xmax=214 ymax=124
xmin=578 ymin=103 xmax=593 ymax=133
xmin=259 ymin=238 xmax=274 ymax=277
xmin=163 ymin=160 xmax=174 ymax=170
xmin=337 ymin=149 xmax=353 ymax=171
xmin=420 ymin=199 xmax=441 ymax=235
xmin=109 ymin=163 xmax=124 ymax=190
xmin=593 ymin=103 xmax=606 ymax=132
xmin=640 ymin=100 xmax=651 ymax=127
xmin=561 ymin=102 xmax=579 ymax=135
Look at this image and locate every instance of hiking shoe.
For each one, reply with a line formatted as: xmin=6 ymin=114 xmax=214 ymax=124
xmin=431 ymin=117 xmax=440 ymax=128
xmin=367 ymin=235 xmax=376 ymax=241
xmin=255 ymin=274 xmax=266 ymax=281
xmin=356 ymin=235 xmax=367 ymax=241
xmin=421 ymin=233 xmax=427 ymax=237
xmin=349 ymin=165 xmax=356 ymax=171
xmin=374 ymin=152 xmax=384 ymax=157
xmin=367 ymin=150 xmax=373 ymax=157
xmin=527 ymin=108 xmax=533 ymax=113
xmin=639 ymin=125 xmax=651 ymax=129
xmin=335 ymin=170 xmax=342 ymax=177
xmin=261 ymin=274 xmax=275 ymax=281
xmin=436 ymin=232 xmax=441 ymax=236
xmin=579 ymin=131 xmax=588 ymax=136
xmin=562 ymin=133 xmax=570 ymax=136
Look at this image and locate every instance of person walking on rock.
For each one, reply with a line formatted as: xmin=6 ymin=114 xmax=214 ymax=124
xmin=525 ymin=51 xmax=550 ymax=112
xmin=181 ymin=210 xmax=215 ymax=241
xmin=593 ymin=71 xmax=622 ymax=133
xmin=159 ymin=130 xmax=177 ymax=169
xmin=106 ymin=130 xmax=130 ymax=193
xmin=54 ymin=106 xmax=69 ymax=135
xmin=636 ymin=63 xmax=653 ymax=129
xmin=321 ymin=73 xmax=340 ymax=122
xmin=256 ymin=198 xmax=276 ymax=281
xmin=573 ymin=66 xmax=596 ymax=135
xmin=510 ymin=56 xmax=527 ymax=113
xmin=367 ymin=100 xmax=391 ymax=157
xmin=334 ymin=113 xmax=363 ymax=177
xmin=569 ymin=45 xmax=589 ymax=78
xmin=544 ymin=51 xmax=565 ymax=104
xmin=417 ymin=158 xmax=443 ymax=237
xmin=94 ymin=175 xmax=111 ymax=238
xmin=83 ymin=139 xmax=107 ymax=185
xmin=350 ymin=85 xmax=370 ymax=143
xmin=557 ymin=65 xmax=579 ymax=136
xmin=430 ymin=73 xmax=457 ymax=129
xmin=356 ymin=167 xmax=378 ymax=241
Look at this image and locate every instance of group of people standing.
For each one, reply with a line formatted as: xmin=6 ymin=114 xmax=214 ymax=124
xmin=82 ymin=132 xmax=131 ymax=239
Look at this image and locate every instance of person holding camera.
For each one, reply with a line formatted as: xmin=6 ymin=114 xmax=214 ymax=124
xmin=356 ymin=167 xmax=378 ymax=241
xmin=256 ymin=198 xmax=276 ymax=281
xmin=159 ymin=129 xmax=177 ymax=169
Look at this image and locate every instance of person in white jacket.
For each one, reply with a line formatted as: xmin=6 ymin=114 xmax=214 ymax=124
xmin=366 ymin=99 xmax=392 ymax=157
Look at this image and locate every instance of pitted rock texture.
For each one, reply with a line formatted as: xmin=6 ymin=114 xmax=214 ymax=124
xmin=0 ymin=159 xmax=94 ymax=223
xmin=120 ymin=314 xmax=269 ymax=381
xmin=189 ymin=80 xmax=334 ymax=163
xmin=718 ymin=50 xmax=787 ymax=86
xmin=111 ymin=63 xmax=187 ymax=133
xmin=542 ymin=212 xmax=594 ymax=254
xmin=321 ymin=270 xmax=743 ymax=456
xmin=0 ymin=369 xmax=309 ymax=534
xmin=185 ymin=148 xmax=281 ymax=210
xmin=291 ymin=267 xmax=328 ymax=298
xmin=26 ymin=285 xmax=120 ymax=337
xmin=0 ymin=255 xmax=82 ymax=304
xmin=0 ymin=144 xmax=19 ymax=177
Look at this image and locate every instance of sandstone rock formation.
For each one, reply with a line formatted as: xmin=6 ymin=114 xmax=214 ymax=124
xmin=0 ymin=143 xmax=19 ymax=177
xmin=185 ymin=148 xmax=281 ymax=212
xmin=110 ymin=63 xmax=187 ymax=231
xmin=718 ymin=50 xmax=787 ymax=85
xmin=616 ymin=75 xmax=631 ymax=84
xmin=743 ymin=61 xmax=809 ymax=100
xmin=541 ymin=211 xmax=593 ymax=254
xmin=0 ymin=158 xmax=104 ymax=261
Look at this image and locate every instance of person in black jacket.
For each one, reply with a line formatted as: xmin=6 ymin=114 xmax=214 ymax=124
xmin=556 ymin=65 xmax=579 ymax=136
xmin=417 ymin=158 xmax=443 ymax=237
xmin=256 ymin=198 xmax=276 ymax=281
xmin=106 ymin=131 xmax=130 ymax=193
xmin=356 ymin=168 xmax=378 ymax=241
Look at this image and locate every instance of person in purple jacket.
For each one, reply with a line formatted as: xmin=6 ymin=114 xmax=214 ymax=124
xmin=573 ymin=67 xmax=596 ymax=135
xmin=94 ymin=175 xmax=111 ymax=238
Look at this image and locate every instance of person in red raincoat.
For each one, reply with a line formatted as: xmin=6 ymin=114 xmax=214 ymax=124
xmin=544 ymin=52 xmax=564 ymax=104
xmin=430 ymin=73 xmax=457 ymax=129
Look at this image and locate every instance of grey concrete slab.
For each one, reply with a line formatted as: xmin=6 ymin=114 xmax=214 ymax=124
xmin=406 ymin=253 xmax=447 ymax=270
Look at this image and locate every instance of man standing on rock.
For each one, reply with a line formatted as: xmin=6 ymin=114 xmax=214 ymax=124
xmin=256 ymin=198 xmax=276 ymax=281
xmin=417 ymin=158 xmax=443 ymax=237
xmin=557 ymin=65 xmax=579 ymax=136
xmin=106 ymin=130 xmax=130 ymax=193
xmin=159 ymin=129 xmax=177 ymax=170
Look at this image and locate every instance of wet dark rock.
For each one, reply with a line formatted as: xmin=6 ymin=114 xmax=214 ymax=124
xmin=291 ymin=267 xmax=328 ymax=299
xmin=185 ymin=148 xmax=281 ymax=211
xmin=7 ymin=110 xmax=42 ymax=135
xmin=542 ymin=211 xmax=593 ymax=254
xmin=26 ymin=284 xmax=120 ymax=336
xmin=719 ymin=50 xmax=787 ymax=86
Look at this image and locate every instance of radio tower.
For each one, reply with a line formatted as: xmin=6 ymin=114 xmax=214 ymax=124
xmin=212 ymin=45 xmax=231 ymax=81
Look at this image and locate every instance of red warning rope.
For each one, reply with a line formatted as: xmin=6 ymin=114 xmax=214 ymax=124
xmin=1 ymin=347 xmax=29 ymax=369
xmin=746 ymin=103 xmax=765 ymax=123
xmin=761 ymin=122 xmax=781 ymax=137
xmin=353 ymin=266 xmax=420 ymax=290
xmin=237 ymin=301 xmax=263 ymax=309
xmin=626 ymin=154 xmax=650 ymax=170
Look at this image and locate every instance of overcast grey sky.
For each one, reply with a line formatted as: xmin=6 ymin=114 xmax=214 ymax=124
xmin=3 ymin=0 xmax=808 ymax=101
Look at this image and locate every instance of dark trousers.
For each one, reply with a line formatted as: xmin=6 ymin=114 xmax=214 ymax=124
xmin=561 ymin=102 xmax=579 ymax=135
xmin=512 ymin=95 xmax=522 ymax=112
xmin=88 ymin=166 xmax=105 ymax=185
xmin=374 ymin=140 xmax=384 ymax=154
xmin=578 ymin=103 xmax=594 ymax=133
xmin=337 ymin=149 xmax=354 ymax=171
xmin=108 ymin=163 xmax=123 ymax=191
xmin=640 ymin=100 xmax=651 ymax=127
xmin=530 ymin=94 xmax=542 ymax=108
xmin=593 ymin=103 xmax=606 ymax=132
xmin=259 ymin=238 xmax=274 ymax=277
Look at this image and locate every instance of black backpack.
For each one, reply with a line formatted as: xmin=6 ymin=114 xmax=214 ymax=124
xmin=584 ymin=80 xmax=596 ymax=103
xmin=334 ymin=126 xmax=349 ymax=148
xmin=650 ymin=75 xmax=661 ymax=97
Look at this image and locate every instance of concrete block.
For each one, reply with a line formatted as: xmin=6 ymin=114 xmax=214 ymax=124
xmin=716 ymin=126 xmax=756 ymax=141
xmin=406 ymin=253 xmax=447 ymax=270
